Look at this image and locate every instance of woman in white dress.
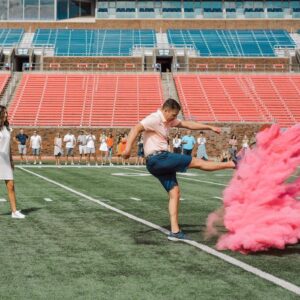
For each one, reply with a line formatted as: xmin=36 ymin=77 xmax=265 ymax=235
xmin=99 ymin=132 xmax=108 ymax=165
xmin=54 ymin=132 xmax=63 ymax=166
xmin=0 ymin=106 xmax=25 ymax=219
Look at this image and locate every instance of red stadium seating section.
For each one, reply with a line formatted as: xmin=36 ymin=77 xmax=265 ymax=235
xmin=174 ymin=74 xmax=300 ymax=127
xmin=0 ymin=73 xmax=10 ymax=95
xmin=8 ymin=74 xmax=163 ymax=127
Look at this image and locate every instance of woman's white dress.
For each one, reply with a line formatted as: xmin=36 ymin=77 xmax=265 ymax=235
xmin=0 ymin=127 xmax=13 ymax=180
xmin=99 ymin=137 xmax=108 ymax=152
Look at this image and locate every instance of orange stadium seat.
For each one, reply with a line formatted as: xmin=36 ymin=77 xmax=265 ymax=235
xmin=174 ymin=74 xmax=300 ymax=127
xmin=8 ymin=74 xmax=163 ymax=127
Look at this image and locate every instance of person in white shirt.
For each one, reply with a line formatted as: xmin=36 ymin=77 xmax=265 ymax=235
xmin=30 ymin=130 xmax=42 ymax=165
xmin=99 ymin=132 xmax=108 ymax=165
xmin=54 ymin=132 xmax=63 ymax=166
xmin=0 ymin=105 xmax=25 ymax=219
xmin=86 ymin=131 xmax=98 ymax=166
xmin=123 ymin=99 xmax=235 ymax=241
xmin=64 ymin=130 xmax=76 ymax=165
xmin=172 ymin=133 xmax=182 ymax=154
xmin=77 ymin=130 xmax=87 ymax=165
xmin=196 ymin=131 xmax=208 ymax=160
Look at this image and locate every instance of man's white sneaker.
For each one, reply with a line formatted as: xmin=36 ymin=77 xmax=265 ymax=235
xmin=39 ymin=161 xmax=42 ymax=165
xmin=11 ymin=211 xmax=25 ymax=219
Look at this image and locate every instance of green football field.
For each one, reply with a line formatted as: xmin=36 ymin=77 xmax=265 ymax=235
xmin=0 ymin=165 xmax=299 ymax=300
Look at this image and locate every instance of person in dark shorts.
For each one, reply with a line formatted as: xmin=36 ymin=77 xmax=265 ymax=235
xmin=123 ymin=98 xmax=235 ymax=241
xmin=15 ymin=129 xmax=29 ymax=164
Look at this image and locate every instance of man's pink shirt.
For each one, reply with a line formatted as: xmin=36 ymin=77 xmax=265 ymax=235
xmin=140 ymin=110 xmax=180 ymax=157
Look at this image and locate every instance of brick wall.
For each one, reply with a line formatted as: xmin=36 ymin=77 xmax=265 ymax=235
xmin=1 ymin=19 xmax=300 ymax=32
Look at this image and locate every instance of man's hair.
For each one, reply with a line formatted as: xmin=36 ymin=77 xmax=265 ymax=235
xmin=162 ymin=98 xmax=181 ymax=111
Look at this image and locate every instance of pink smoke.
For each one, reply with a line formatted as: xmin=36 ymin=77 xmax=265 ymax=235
xmin=207 ymin=124 xmax=300 ymax=254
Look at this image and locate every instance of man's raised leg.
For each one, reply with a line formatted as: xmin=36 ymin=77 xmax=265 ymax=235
xmin=189 ymin=157 xmax=234 ymax=171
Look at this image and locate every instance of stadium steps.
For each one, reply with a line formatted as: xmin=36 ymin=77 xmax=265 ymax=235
xmin=18 ymin=32 xmax=35 ymax=49
xmin=0 ymin=72 xmax=22 ymax=107
xmin=0 ymin=73 xmax=11 ymax=104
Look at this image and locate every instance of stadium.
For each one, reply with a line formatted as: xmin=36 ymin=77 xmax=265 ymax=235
xmin=0 ymin=0 xmax=300 ymax=299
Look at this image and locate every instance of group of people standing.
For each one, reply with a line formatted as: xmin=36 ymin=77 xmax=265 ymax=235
xmin=172 ymin=130 xmax=209 ymax=160
xmin=14 ymin=129 xmax=145 ymax=166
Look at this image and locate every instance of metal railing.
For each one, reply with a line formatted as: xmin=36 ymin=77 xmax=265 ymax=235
xmin=18 ymin=62 xmax=300 ymax=74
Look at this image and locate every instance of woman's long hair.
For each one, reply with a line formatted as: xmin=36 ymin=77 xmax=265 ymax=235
xmin=0 ymin=105 xmax=9 ymax=130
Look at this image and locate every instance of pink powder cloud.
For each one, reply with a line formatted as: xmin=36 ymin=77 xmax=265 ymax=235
xmin=206 ymin=124 xmax=300 ymax=254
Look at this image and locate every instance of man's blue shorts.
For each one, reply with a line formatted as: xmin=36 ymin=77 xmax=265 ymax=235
xmin=146 ymin=151 xmax=192 ymax=192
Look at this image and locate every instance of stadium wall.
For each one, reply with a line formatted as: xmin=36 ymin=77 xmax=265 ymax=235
xmin=188 ymin=57 xmax=290 ymax=71
xmin=1 ymin=19 xmax=300 ymax=32
xmin=43 ymin=57 xmax=143 ymax=71
xmin=11 ymin=123 xmax=268 ymax=160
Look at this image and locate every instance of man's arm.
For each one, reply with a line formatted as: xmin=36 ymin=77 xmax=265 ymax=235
xmin=123 ymin=123 xmax=145 ymax=159
xmin=176 ymin=120 xmax=221 ymax=134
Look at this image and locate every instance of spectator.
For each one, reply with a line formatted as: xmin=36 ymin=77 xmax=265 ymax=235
xmin=15 ymin=128 xmax=29 ymax=164
xmin=250 ymin=132 xmax=257 ymax=147
xmin=219 ymin=150 xmax=231 ymax=162
xmin=135 ymin=135 xmax=144 ymax=165
xmin=0 ymin=105 xmax=25 ymax=218
xmin=196 ymin=131 xmax=208 ymax=160
xmin=181 ymin=130 xmax=196 ymax=156
xmin=242 ymin=134 xmax=249 ymax=155
xmin=120 ymin=133 xmax=129 ymax=165
xmin=107 ymin=132 xmax=114 ymax=166
xmin=30 ymin=130 xmax=42 ymax=165
xmin=54 ymin=132 xmax=63 ymax=166
xmin=86 ymin=131 xmax=97 ymax=166
xmin=77 ymin=130 xmax=87 ymax=165
xmin=99 ymin=131 xmax=108 ymax=165
xmin=228 ymin=134 xmax=238 ymax=159
xmin=116 ymin=135 xmax=122 ymax=165
xmin=64 ymin=130 xmax=76 ymax=165
xmin=172 ymin=133 xmax=182 ymax=154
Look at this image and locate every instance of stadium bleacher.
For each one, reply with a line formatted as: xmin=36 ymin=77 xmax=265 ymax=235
xmin=8 ymin=74 xmax=163 ymax=127
xmin=0 ymin=29 xmax=24 ymax=46
xmin=32 ymin=29 xmax=156 ymax=56
xmin=167 ymin=29 xmax=295 ymax=57
xmin=174 ymin=74 xmax=300 ymax=127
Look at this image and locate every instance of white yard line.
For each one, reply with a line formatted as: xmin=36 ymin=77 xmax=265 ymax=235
xmin=18 ymin=166 xmax=300 ymax=296
xmin=213 ymin=196 xmax=223 ymax=200
xmin=130 ymin=197 xmax=141 ymax=201
xmin=121 ymin=167 xmax=227 ymax=187
xmin=0 ymin=198 xmax=7 ymax=202
xmin=44 ymin=198 xmax=53 ymax=202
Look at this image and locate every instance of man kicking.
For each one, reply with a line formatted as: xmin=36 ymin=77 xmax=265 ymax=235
xmin=123 ymin=98 xmax=235 ymax=241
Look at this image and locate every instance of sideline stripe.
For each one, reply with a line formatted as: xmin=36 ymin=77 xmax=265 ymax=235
xmin=18 ymin=167 xmax=300 ymax=296
xmin=121 ymin=167 xmax=227 ymax=187
xmin=214 ymin=196 xmax=223 ymax=200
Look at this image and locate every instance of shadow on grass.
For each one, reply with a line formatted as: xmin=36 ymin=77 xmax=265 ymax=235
xmin=0 ymin=207 xmax=42 ymax=216
xmin=250 ymin=244 xmax=300 ymax=256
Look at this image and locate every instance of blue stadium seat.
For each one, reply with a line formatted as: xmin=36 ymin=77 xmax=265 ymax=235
xmin=32 ymin=29 xmax=156 ymax=56
xmin=167 ymin=29 xmax=295 ymax=57
xmin=0 ymin=29 xmax=24 ymax=46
